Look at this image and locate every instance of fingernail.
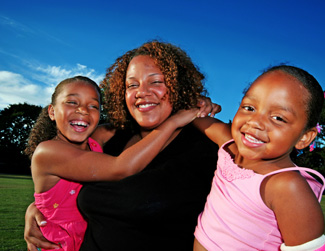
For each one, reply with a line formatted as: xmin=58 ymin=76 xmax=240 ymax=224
xmin=40 ymin=220 xmax=47 ymax=226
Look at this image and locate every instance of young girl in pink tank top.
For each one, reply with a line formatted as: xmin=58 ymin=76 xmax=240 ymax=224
xmin=193 ymin=65 xmax=325 ymax=250
xmin=25 ymin=76 xmax=200 ymax=250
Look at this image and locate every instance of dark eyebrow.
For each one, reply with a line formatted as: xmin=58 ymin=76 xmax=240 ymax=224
xmin=272 ymin=104 xmax=297 ymax=116
xmin=66 ymin=93 xmax=99 ymax=103
xmin=148 ymin=73 xmax=164 ymax=77
xmin=244 ymin=94 xmax=297 ymax=116
xmin=126 ymin=73 xmax=164 ymax=80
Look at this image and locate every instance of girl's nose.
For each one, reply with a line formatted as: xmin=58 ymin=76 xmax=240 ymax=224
xmin=246 ymin=114 xmax=265 ymax=130
xmin=76 ymin=106 xmax=89 ymax=115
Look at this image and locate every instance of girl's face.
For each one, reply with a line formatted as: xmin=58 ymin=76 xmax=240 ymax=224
xmin=125 ymin=55 xmax=173 ymax=130
xmin=49 ymin=81 xmax=100 ymax=149
xmin=231 ymin=71 xmax=310 ymax=165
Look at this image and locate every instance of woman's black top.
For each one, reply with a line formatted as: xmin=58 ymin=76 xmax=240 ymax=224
xmin=78 ymin=124 xmax=218 ymax=251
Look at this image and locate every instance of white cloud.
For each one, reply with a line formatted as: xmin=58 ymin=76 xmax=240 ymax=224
xmin=0 ymin=71 xmax=48 ymax=109
xmin=30 ymin=63 xmax=104 ymax=86
xmin=0 ymin=64 xmax=104 ymax=110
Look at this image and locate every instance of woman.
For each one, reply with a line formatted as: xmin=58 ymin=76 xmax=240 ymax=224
xmin=25 ymin=40 xmax=220 ymax=251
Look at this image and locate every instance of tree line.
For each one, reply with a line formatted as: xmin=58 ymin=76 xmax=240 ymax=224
xmin=0 ymin=102 xmax=324 ymax=177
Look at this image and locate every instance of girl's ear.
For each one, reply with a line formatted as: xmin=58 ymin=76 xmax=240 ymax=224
xmin=48 ymin=105 xmax=55 ymax=121
xmin=295 ymin=127 xmax=318 ymax=150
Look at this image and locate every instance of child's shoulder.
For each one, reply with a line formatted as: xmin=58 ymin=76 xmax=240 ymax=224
xmin=267 ymin=170 xmax=311 ymax=194
xmin=33 ymin=140 xmax=64 ymax=160
xmin=263 ymin=169 xmax=316 ymax=209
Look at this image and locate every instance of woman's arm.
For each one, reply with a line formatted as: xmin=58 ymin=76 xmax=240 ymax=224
xmin=192 ymin=117 xmax=232 ymax=147
xmin=24 ymin=203 xmax=61 ymax=251
xmin=33 ymin=109 xmax=199 ymax=182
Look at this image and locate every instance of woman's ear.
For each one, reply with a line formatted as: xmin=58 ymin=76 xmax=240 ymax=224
xmin=295 ymin=127 xmax=318 ymax=150
xmin=48 ymin=105 xmax=55 ymax=121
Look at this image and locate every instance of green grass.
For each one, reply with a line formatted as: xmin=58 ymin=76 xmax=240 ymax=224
xmin=0 ymin=174 xmax=34 ymax=251
xmin=0 ymin=174 xmax=325 ymax=251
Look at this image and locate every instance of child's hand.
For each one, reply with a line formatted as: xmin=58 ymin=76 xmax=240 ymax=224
xmin=197 ymin=96 xmax=221 ymax=117
xmin=170 ymin=108 xmax=199 ymax=128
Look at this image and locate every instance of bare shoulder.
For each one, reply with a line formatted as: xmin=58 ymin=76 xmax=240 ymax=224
xmin=91 ymin=124 xmax=116 ymax=146
xmin=263 ymin=170 xmax=319 ymax=211
xmin=266 ymin=171 xmax=312 ymax=196
xmin=32 ymin=140 xmax=65 ymax=165
xmin=264 ymin=170 xmax=324 ymax=245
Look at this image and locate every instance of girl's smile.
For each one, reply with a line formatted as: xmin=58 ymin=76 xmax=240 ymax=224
xmin=231 ymin=70 xmax=310 ymax=169
xmin=49 ymin=81 xmax=100 ymax=149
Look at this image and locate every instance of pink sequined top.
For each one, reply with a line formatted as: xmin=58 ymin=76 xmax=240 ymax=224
xmin=195 ymin=140 xmax=325 ymax=250
xmin=34 ymin=137 xmax=102 ymax=251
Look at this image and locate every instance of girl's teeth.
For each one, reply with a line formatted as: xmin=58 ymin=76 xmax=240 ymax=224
xmin=245 ymin=134 xmax=263 ymax=144
xmin=71 ymin=121 xmax=88 ymax=127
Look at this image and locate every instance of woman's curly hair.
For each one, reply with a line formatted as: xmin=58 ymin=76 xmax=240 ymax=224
xmin=101 ymin=40 xmax=207 ymax=130
xmin=24 ymin=76 xmax=101 ymax=159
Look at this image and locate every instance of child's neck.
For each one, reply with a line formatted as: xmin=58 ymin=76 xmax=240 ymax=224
xmin=54 ymin=135 xmax=90 ymax=151
xmin=233 ymin=151 xmax=295 ymax=175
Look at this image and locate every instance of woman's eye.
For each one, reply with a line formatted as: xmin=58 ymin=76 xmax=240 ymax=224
xmin=151 ymin=80 xmax=164 ymax=84
xmin=127 ymin=83 xmax=138 ymax=89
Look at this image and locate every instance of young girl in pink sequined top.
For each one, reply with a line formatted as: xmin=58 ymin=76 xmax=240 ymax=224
xmin=25 ymin=76 xmax=199 ymax=250
xmin=193 ymin=65 xmax=325 ymax=250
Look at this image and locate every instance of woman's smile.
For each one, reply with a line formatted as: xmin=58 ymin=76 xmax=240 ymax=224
xmin=125 ymin=55 xmax=173 ymax=130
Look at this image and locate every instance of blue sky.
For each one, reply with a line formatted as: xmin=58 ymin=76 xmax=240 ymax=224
xmin=0 ymin=0 xmax=324 ymax=122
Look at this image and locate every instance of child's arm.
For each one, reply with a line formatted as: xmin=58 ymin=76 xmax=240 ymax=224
xmin=32 ymin=109 xmax=199 ymax=183
xmin=263 ymin=171 xmax=325 ymax=247
xmin=192 ymin=117 xmax=232 ymax=147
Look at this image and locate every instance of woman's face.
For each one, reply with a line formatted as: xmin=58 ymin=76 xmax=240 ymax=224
xmin=125 ymin=55 xmax=173 ymax=130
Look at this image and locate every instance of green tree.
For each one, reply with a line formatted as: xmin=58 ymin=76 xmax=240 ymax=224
xmin=0 ymin=103 xmax=42 ymax=175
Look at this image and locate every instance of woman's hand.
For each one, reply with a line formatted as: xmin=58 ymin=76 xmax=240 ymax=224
xmin=197 ymin=96 xmax=221 ymax=118
xmin=24 ymin=202 xmax=60 ymax=251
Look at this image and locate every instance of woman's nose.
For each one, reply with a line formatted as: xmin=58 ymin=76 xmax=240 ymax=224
xmin=135 ymin=84 xmax=151 ymax=98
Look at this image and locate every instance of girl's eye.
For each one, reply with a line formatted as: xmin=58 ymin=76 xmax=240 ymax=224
xmin=243 ymin=105 xmax=254 ymax=112
xmin=272 ymin=115 xmax=287 ymax=123
xmin=66 ymin=101 xmax=77 ymax=105
xmin=89 ymin=104 xmax=99 ymax=110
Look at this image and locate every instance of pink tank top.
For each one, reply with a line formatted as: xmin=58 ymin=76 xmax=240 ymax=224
xmin=34 ymin=137 xmax=103 ymax=251
xmin=195 ymin=140 xmax=325 ymax=250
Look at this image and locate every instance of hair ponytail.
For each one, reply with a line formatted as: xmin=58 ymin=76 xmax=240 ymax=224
xmin=24 ymin=106 xmax=57 ymax=159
